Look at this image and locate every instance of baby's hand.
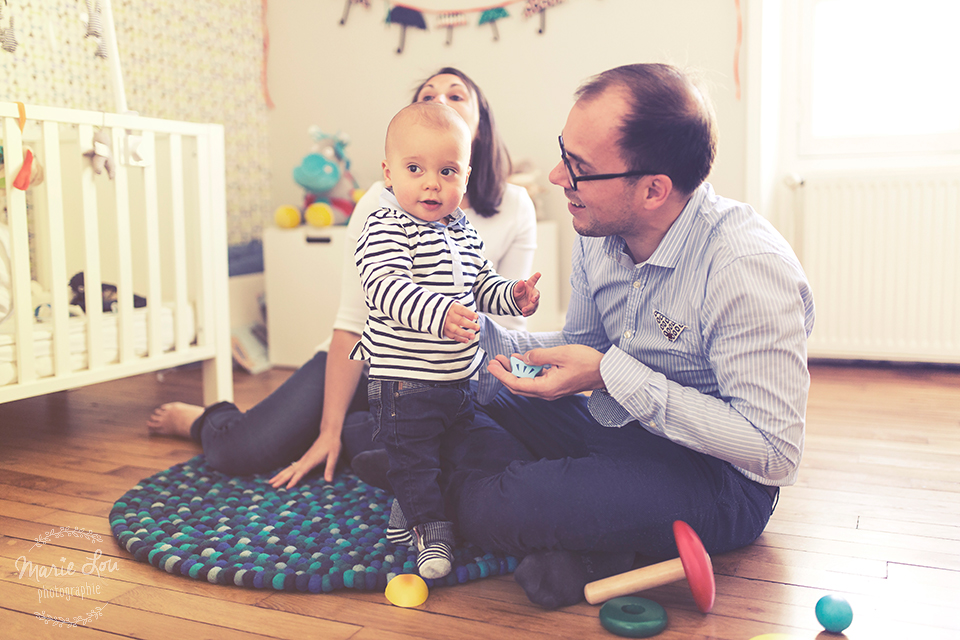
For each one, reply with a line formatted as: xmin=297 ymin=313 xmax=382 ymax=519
xmin=513 ymin=272 xmax=542 ymax=317
xmin=444 ymin=302 xmax=480 ymax=343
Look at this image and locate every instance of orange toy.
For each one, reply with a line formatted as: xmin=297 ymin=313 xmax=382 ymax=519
xmin=12 ymin=148 xmax=33 ymax=191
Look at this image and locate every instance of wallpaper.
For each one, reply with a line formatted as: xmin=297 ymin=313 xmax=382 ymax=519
xmin=0 ymin=0 xmax=270 ymax=247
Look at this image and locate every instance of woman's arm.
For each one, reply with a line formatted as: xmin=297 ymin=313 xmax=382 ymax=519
xmin=321 ymin=329 xmax=365 ymax=432
xmin=269 ymin=187 xmax=385 ymax=488
xmin=470 ymin=184 xmax=537 ymax=332
xmin=269 ymin=329 xmax=363 ymax=487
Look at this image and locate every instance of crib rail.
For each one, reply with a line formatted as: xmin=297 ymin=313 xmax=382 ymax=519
xmin=0 ymin=102 xmax=232 ymax=404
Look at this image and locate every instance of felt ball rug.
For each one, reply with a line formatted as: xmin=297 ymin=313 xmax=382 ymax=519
xmin=109 ymin=455 xmax=517 ymax=593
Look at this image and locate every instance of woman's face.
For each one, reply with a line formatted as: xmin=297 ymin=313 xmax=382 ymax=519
xmin=415 ymin=74 xmax=481 ymax=141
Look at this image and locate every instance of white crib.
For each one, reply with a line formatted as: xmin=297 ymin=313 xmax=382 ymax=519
xmin=0 ymin=102 xmax=232 ymax=405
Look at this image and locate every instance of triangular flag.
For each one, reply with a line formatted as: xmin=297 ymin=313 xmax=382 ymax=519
xmin=388 ymin=6 xmax=427 ymax=53
xmin=479 ymin=7 xmax=509 ymax=41
xmin=436 ymin=12 xmax=467 ymax=46
xmin=523 ymin=0 xmax=563 ymax=34
xmin=339 ymin=0 xmax=370 ymax=26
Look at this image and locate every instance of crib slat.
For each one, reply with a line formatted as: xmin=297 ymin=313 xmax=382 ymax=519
xmin=77 ymin=123 xmax=105 ymax=370
xmin=141 ymin=131 xmax=164 ymax=358
xmin=3 ymin=115 xmax=37 ymax=384
xmin=168 ymin=133 xmax=190 ymax=353
xmin=41 ymin=121 xmax=73 ymax=377
xmin=195 ymin=134 xmax=215 ymax=350
xmin=196 ymin=125 xmax=233 ymax=404
xmin=110 ymin=126 xmax=135 ymax=363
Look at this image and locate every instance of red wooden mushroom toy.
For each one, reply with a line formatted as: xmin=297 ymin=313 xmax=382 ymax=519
xmin=584 ymin=520 xmax=715 ymax=613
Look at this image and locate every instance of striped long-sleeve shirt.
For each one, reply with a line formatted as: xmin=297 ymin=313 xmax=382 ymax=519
xmin=477 ymin=183 xmax=816 ymax=486
xmin=351 ymin=189 xmax=522 ymax=381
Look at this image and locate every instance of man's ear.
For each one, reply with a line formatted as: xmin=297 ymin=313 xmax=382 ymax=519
xmin=643 ymin=174 xmax=673 ymax=209
xmin=382 ymin=160 xmax=392 ymax=188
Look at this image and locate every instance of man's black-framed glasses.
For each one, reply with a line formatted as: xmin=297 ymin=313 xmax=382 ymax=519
xmin=559 ymin=135 xmax=654 ymax=191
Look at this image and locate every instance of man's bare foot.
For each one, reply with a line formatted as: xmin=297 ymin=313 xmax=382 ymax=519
xmin=147 ymin=402 xmax=204 ymax=438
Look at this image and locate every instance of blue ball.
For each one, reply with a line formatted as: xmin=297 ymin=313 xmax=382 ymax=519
xmin=816 ymin=594 xmax=853 ymax=633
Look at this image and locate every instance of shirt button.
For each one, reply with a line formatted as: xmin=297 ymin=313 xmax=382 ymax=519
xmin=624 ymin=330 xmax=633 ymax=339
xmin=633 ymin=281 xmax=642 ymax=289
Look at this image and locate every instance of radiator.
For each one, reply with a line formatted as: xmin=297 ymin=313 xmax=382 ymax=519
xmin=797 ymin=170 xmax=960 ymax=363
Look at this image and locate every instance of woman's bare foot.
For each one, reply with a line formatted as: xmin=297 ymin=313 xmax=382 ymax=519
xmin=147 ymin=402 xmax=204 ymax=438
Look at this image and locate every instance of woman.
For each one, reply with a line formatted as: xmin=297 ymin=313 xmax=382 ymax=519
xmin=147 ymin=68 xmax=538 ymax=489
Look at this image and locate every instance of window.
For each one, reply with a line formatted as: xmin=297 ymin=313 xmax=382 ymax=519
xmin=799 ymin=0 xmax=960 ymax=156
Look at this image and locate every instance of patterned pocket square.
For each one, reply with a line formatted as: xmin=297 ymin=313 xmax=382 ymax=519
xmin=654 ymin=310 xmax=686 ymax=342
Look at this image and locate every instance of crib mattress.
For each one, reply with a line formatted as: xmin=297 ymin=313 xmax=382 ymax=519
xmin=0 ymin=305 xmax=195 ymax=386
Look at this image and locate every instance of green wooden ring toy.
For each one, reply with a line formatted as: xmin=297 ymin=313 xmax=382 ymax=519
xmin=599 ymin=596 xmax=668 ymax=638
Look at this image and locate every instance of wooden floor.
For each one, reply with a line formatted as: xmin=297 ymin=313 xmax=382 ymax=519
xmin=1 ymin=362 xmax=958 ymax=639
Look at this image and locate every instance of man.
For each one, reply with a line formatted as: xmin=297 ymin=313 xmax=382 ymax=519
xmin=443 ymin=63 xmax=816 ymax=608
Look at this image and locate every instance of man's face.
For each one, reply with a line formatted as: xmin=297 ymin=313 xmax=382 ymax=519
xmin=548 ymin=90 xmax=646 ymax=239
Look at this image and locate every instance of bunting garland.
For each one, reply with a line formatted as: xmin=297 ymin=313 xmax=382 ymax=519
xmin=356 ymin=1 xmax=569 ymax=53
xmin=340 ymin=0 xmax=744 ymax=97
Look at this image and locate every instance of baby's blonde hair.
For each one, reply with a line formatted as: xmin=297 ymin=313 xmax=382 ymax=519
xmin=385 ymin=102 xmax=472 ymax=156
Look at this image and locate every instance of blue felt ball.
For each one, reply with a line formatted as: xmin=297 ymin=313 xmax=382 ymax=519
xmin=816 ymin=594 xmax=853 ymax=633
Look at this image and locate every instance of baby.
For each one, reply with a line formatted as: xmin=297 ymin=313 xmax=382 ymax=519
xmin=351 ymin=102 xmax=540 ymax=578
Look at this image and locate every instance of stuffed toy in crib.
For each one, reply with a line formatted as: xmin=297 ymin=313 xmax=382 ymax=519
xmin=68 ymin=272 xmax=147 ymax=313
xmin=83 ymin=128 xmax=116 ymax=179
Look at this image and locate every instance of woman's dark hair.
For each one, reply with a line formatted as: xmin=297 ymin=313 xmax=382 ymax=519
xmin=412 ymin=67 xmax=512 ymax=217
xmin=575 ymin=64 xmax=717 ymax=196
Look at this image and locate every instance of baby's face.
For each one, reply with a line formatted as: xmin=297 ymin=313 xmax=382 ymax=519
xmin=383 ymin=123 xmax=471 ymax=223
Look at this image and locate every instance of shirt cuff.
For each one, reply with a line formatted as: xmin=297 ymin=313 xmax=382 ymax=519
xmin=476 ymin=315 xmax=510 ymax=404
xmin=599 ymin=346 xmax=664 ymax=434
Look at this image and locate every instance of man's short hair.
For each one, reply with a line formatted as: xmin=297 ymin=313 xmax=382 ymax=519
xmin=575 ymin=64 xmax=717 ymax=195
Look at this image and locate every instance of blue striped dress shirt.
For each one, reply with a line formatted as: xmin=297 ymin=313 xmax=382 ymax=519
xmin=477 ymin=183 xmax=815 ymax=486
xmin=352 ymin=190 xmax=522 ymax=382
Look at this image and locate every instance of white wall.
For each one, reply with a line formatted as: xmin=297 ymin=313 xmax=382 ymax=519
xmin=266 ymin=0 xmax=749 ymax=309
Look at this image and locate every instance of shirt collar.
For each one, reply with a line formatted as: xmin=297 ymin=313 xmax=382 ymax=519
xmin=379 ymin=187 xmax=466 ymax=230
xmin=602 ymin=182 xmax=710 ymax=269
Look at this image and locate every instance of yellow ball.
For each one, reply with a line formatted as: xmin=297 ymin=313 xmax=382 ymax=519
xmin=351 ymin=188 xmax=366 ymax=203
xmin=305 ymin=202 xmax=334 ymax=227
xmin=384 ymin=573 xmax=428 ymax=608
xmin=274 ymin=205 xmax=301 ymax=228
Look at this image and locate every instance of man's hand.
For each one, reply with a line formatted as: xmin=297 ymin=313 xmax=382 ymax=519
xmin=487 ymin=344 xmax=605 ymax=401
xmin=513 ymin=272 xmax=542 ymax=317
xmin=444 ymin=302 xmax=480 ymax=343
